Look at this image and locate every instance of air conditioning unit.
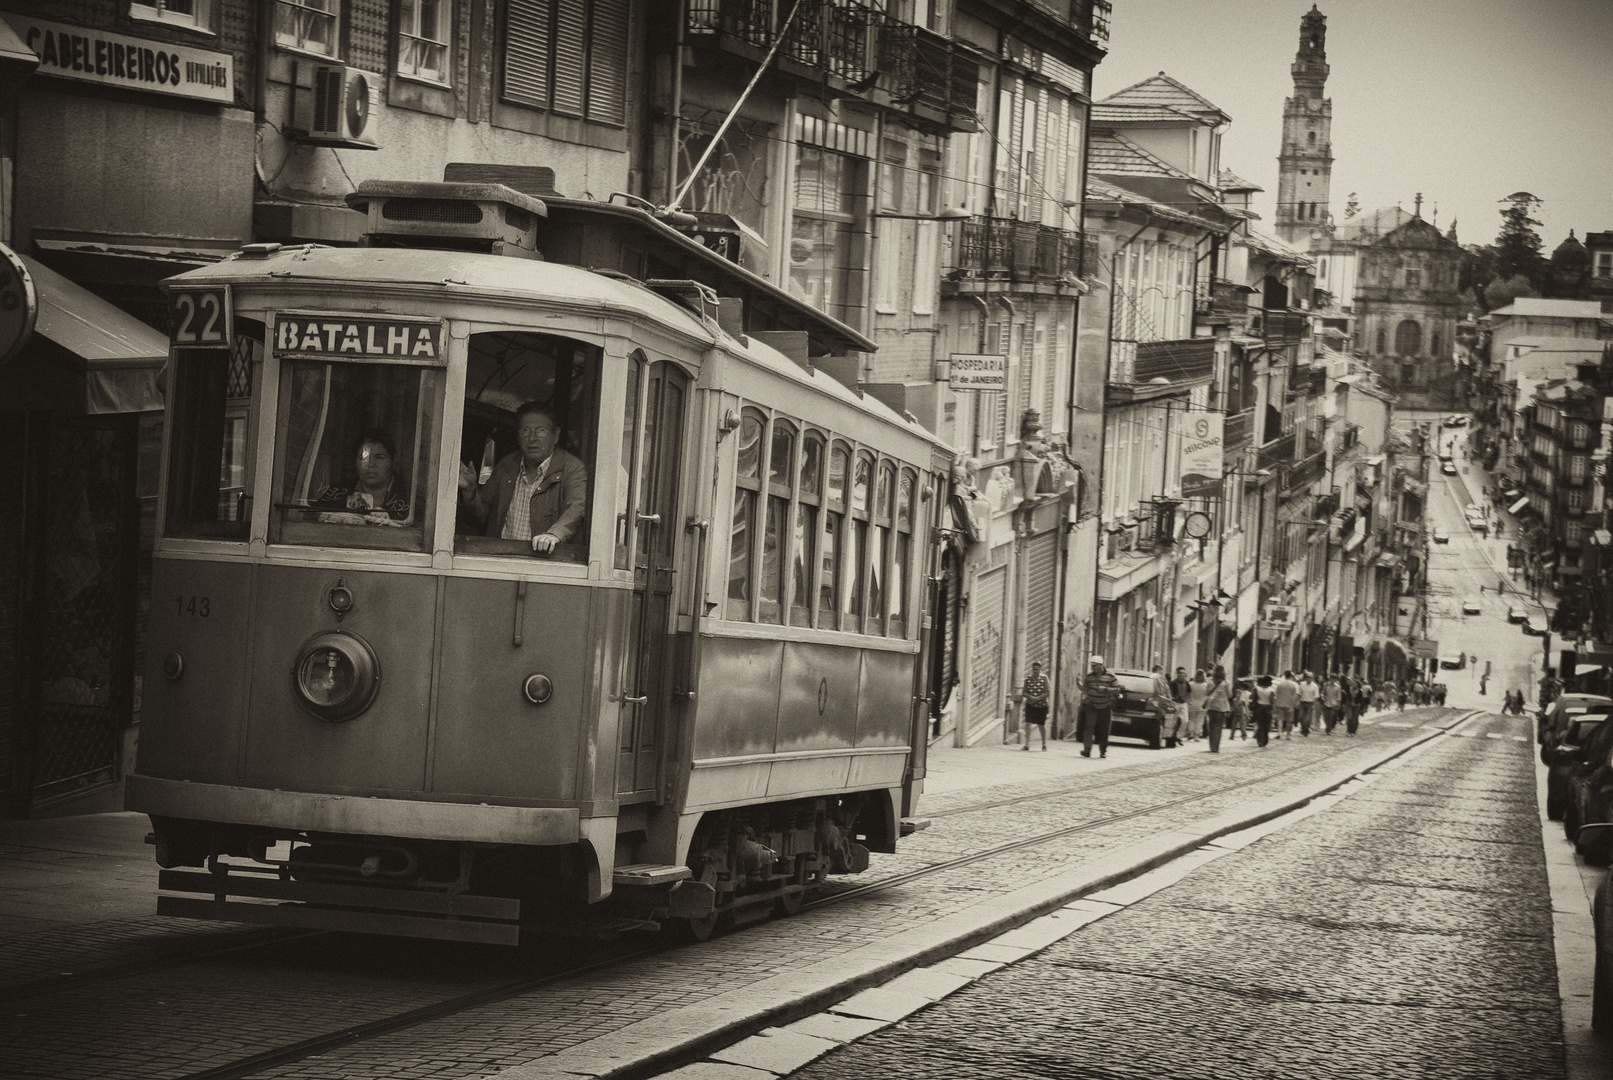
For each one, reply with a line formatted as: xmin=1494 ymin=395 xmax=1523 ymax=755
xmin=294 ymin=62 xmax=382 ymax=149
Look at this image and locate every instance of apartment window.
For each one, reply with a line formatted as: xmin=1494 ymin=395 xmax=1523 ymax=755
xmin=275 ymin=0 xmax=339 ymax=55
xmin=1404 ymin=268 xmax=1421 ymax=288
xmin=397 ymin=0 xmax=450 ymax=84
xmin=879 ymin=139 xmax=907 ymax=213
xmin=1571 ymin=455 xmax=1588 ymax=481
xmin=1571 ymin=421 xmax=1590 ymax=446
xmin=132 ymin=0 xmax=217 ymax=32
xmin=1595 ymin=252 xmax=1613 ymax=279
xmin=1569 ymin=489 xmax=1586 ymax=513
xmin=504 ymin=0 xmax=629 ymax=125
xmin=790 ymin=142 xmax=869 ymax=326
xmin=1374 ymin=327 xmax=1386 ymax=353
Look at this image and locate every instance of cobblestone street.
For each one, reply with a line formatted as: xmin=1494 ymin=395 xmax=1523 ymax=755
xmin=788 ymin=710 xmax=1567 ymax=1080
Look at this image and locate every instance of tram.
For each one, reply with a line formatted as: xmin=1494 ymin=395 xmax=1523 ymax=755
xmin=127 ymin=172 xmax=948 ymax=944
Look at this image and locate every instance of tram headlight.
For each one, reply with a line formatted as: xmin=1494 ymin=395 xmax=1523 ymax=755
xmin=292 ymin=630 xmax=381 ymax=722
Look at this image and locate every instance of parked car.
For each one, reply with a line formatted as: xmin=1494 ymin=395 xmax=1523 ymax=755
xmin=1443 ymin=415 xmax=1470 ymax=427
xmin=1544 ymin=715 xmax=1610 ymax=819
xmin=1577 ymin=824 xmax=1613 ymax=1029
xmin=1539 ymin=693 xmax=1613 ymax=747
xmin=1564 ymin=717 xmax=1613 ymax=861
xmin=1433 ymin=529 xmax=1450 ymax=544
xmin=1462 ymin=599 xmax=1483 ymax=615
xmin=1508 ymin=606 xmax=1526 ymax=624
xmin=1439 ymin=654 xmax=1467 ymax=671
xmin=1106 ymin=668 xmax=1174 ymax=750
xmin=1441 ymin=461 xmax=1457 ymax=475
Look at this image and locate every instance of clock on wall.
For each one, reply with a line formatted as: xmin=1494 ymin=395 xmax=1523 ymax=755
xmin=1183 ymin=511 xmax=1212 ymax=539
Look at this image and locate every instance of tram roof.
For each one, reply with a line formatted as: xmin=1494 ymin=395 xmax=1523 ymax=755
xmin=164 ymin=245 xmax=944 ymax=449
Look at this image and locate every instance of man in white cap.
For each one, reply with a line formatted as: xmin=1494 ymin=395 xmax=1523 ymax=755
xmin=1079 ymin=655 xmax=1120 ymax=758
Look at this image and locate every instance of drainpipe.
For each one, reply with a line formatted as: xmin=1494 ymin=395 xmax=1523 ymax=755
xmin=667 ymin=0 xmax=685 ymax=205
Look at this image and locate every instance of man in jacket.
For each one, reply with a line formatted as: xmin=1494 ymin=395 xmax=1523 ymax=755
xmin=459 ymin=403 xmax=588 ymax=555
xmin=1273 ymin=671 xmax=1300 ymax=739
xmin=1080 ymin=655 xmax=1120 ymax=759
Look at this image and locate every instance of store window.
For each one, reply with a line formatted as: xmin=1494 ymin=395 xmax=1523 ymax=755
xmin=397 ymin=0 xmax=450 ymax=84
xmin=503 ymin=0 xmax=629 ymax=125
xmin=164 ymin=331 xmax=263 ymax=541
xmin=453 ymin=331 xmax=599 ymax=563
xmin=275 ymin=0 xmax=339 ymax=56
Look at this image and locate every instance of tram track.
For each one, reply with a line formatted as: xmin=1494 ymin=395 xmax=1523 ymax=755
xmin=151 ymin=723 xmax=1466 ymax=1080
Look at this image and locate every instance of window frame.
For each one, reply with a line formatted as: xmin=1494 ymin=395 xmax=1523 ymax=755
xmin=725 ymin=406 xmax=767 ymax=621
xmin=273 ymin=0 xmax=341 ymax=58
xmin=757 ymin=416 xmax=796 ymax=625
xmin=395 ymin=0 xmax=452 ymax=87
xmin=498 ymin=0 xmax=630 ymax=130
xmin=130 ymin=0 xmax=218 ymax=34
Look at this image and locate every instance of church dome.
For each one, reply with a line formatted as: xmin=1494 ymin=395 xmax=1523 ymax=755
xmin=1551 ymin=230 xmax=1589 ymax=270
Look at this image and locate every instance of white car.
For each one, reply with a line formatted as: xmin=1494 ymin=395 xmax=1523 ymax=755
xmin=1433 ymin=529 xmax=1450 ymax=543
xmin=1442 ymin=461 xmax=1458 ymax=475
xmin=1462 ymin=599 xmax=1483 ymax=616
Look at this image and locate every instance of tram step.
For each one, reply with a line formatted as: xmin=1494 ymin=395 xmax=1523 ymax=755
xmin=612 ymin=863 xmax=693 ymax=886
xmin=900 ymin=818 xmax=932 ymax=836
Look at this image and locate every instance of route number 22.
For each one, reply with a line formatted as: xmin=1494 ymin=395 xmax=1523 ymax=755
xmin=169 ymin=287 xmax=231 ymax=346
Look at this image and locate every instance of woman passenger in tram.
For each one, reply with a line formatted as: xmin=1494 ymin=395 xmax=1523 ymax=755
xmin=313 ymin=430 xmax=412 ymax=523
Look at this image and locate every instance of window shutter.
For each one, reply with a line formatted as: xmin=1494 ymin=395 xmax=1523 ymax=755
xmin=552 ymin=0 xmax=588 ymax=116
xmin=504 ymin=0 xmax=551 ymax=109
xmin=586 ymin=0 xmax=628 ymax=125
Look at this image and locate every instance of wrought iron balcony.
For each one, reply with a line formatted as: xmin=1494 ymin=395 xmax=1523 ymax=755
xmin=1224 ymin=409 xmax=1254 ymax=452
xmin=1257 ymin=431 xmax=1297 ymax=472
xmin=951 ymin=216 xmax=1088 ymax=287
xmin=686 ymin=0 xmax=978 ymax=133
xmin=1263 ymin=309 xmax=1311 ymax=344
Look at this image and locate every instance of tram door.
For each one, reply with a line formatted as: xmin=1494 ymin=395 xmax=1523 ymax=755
xmin=618 ymin=359 xmax=687 ymax=798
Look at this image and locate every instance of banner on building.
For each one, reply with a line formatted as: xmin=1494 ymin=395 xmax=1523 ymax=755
xmin=1180 ymin=412 xmax=1224 ymax=500
xmin=949 ymin=353 xmax=1007 ymax=391
xmin=1412 ymin=637 xmax=1439 ymax=659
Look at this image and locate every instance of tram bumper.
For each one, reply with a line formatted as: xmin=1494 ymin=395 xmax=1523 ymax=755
xmin=127 ymin=775 xmax=587 ymax=945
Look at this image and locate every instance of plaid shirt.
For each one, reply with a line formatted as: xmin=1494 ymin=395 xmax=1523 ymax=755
xmin=500 ymin=456 xmax=549 ymax=541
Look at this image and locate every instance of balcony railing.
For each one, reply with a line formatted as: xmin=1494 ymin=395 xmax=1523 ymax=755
xmin=1224 ymin=409 xmax=1254 ymax=453
xmin=687 ymin=0 xmax=978 ymax=133
xmin=1258 ymin=431 xmax=1297 ymax=472
xmin=1263 ymin=310 xmax=1310 ymax=344
xmin=953 ymin=217 xmax=1087 ymax=286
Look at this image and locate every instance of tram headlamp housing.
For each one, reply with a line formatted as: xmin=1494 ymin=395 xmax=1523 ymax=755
xmin=293 ymin=630 xmax=381 ymax=722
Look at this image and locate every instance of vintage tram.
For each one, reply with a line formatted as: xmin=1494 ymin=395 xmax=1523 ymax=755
xmin=127 ymin=173 xmax=947 ymax=944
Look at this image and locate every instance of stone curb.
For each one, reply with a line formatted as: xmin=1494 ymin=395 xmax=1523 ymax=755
xmin=494 ymin=718 xmax=1464 ymax=1080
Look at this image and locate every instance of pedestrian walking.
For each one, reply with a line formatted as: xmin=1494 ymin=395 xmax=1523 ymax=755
xmin=1231 ymin=682 xmax=1251 ymax=740
xmin=1323 ymin=674 xmax=1344 ymax=735
xmin=1252 ymin=675 xmax=1276 ymax=747
xmin=1297 ymin=671 xmax=1320 ymax=736
xmin=1021 ymin=661 xmax=1049 ymax=752
xmin=1204 ymin=667 xmax=1231 ymax=753
xmin=1350 ymin=679 xmax=1368 ymax=735
xmin=1079 ymin=655 xmax=1119 ymax=759
xmin=1187 ymin=669 xmax=1210 ymax=742
xmin=1168 ymin=666 xmax=1192 ymax=746
xmin=1397 ymin=681 xmax=1408 ymax=710
xmin=1273 ymin=671 xmax=1300 ymax=739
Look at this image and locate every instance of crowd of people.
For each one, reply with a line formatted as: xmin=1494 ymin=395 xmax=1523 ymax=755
xmin=1047 ymin=659 xmax=1461 ymax=758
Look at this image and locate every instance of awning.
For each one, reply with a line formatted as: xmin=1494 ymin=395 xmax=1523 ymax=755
xmin=19 ymin=251 xmax=168 ymax=413
xmin=1509 ymin=496 xmax=1530 ymax=514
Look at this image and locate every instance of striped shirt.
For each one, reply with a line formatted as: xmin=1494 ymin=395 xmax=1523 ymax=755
xmin=501 ymin=457 xmax=549 ymax=541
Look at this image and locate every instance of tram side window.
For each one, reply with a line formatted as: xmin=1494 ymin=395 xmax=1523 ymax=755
xmin=890 ymin=470 xmax=916 ymax=637
xmin=758 ymin=420 xmax=794 ymax=625
xmin=164 ymin=331 xmax=262 ymax=540
xmin=271 ymin=361 xmax=439 ymax=553
xmin=726 ymin=410 xmax=764 ymax=619
xmin=819 ymin=443 xmax=848 ymax=627
xmin=455 ymin=331 xmax=598 ymax=563
xmin=791 ymin=435 xmax=822 ymax=626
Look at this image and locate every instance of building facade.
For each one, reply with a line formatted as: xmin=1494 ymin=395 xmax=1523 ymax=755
xmin=1353 ymin=213 xmax=1465 ymax=406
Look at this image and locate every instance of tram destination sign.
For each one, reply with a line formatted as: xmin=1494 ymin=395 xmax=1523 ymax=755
xmin=949 ymin=353 xmax=1007 ymax=391
xmin=273 ymin=314 xmax=446 ymax=365
xmin=6 ymin=15 xmax=236 ymax=104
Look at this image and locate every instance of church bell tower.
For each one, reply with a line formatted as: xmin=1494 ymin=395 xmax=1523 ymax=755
xmin=1275 ymin=6 xmax=1333 ymax=245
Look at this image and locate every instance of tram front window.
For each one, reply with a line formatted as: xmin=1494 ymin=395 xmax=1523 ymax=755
xmin=454 ymin=331 xmax=598 ymax=564
xmin=270 ymin=361 xmax=438 ymax=552
xmin=164 ymin=332 xmax=262 ymax=541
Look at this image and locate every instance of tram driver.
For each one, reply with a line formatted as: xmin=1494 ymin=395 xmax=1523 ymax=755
xmin=312 ymin=430 xmax=412 ymax=524
xmin=458 ymin=402 xmax=588 ymax=555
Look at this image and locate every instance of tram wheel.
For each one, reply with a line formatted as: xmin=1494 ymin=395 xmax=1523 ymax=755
xmin=677 ymin=910 xmax=720 ymax=943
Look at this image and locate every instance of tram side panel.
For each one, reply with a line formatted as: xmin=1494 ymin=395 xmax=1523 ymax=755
xmin=137 ymin=557 xmax=255 ymax=782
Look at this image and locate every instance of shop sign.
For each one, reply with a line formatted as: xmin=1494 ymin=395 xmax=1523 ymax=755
xmin=273 ymin=314 xmax=445 ymax=364
xmin=1412 ymin=637 xmax=1439 ymax=659
xmin=1180 ymin=412 xmax=1224 ymax=500
xmin=6 ymin=14 xmax=235 ymax=104
xmin=949 ymin=353 xmax=1006 ymax=391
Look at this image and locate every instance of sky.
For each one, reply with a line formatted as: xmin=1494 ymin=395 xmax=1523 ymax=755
xmin=1093 ymin=0 xmax=1613 ymax=250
